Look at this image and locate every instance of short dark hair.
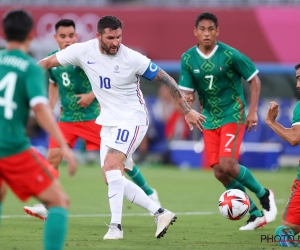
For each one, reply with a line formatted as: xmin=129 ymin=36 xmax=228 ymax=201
xmin=295 ymin=63 xmax=300 ymax=71
xmin=55 ymin=19 xmax=76 ymax=31
xmin=97 ymin=15 xmax=122 ymax=35
xmin=3 ymin=9 xmax=33 ymax=42
xmin=195 ymin=12 xmax=218 ymax=28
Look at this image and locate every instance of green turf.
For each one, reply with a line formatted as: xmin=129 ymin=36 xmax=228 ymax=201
xmin=1 ymin=165 xmax=297 ymax=249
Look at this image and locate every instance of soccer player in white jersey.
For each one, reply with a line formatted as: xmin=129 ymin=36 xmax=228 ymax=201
xmin=39 ymin=15 xmax=206 ymax=240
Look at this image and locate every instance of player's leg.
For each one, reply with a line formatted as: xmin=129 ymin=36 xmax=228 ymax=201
xmin=0 ymin=179 xmax=6 ymax=226
xmin=275 ymin=179 xmax=300 ymax=247
xmin=24 ymin=122 xmax=77 ymax=220
xmin=1 ymin=148 xmax=69 ymax=250
xmin=213 ymin=164 xmax=265 ymax=230
xmin=101 ymin=125 xmax=176 ymax=239
xmin=37 ymin=180 xmax=69 ymax=250
xmin=125 ymin=165 xmax=161 ymax=207
xmin=80 ymin=120 xmax=161 ymax=206
xmin=218 ymin=123 xmax=277 ymax=223
xmin=203 ymin=127 xmax=265 ymax=229
xmin=48 ymin=122 xmax=78 ymax=169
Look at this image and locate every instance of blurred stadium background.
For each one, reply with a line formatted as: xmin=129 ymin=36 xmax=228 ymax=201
xmin=0 ymin=0 xmax=299 ymax=170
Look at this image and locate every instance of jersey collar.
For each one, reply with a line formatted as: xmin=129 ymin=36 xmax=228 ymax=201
xmin=196 ymin=44 xmax=219 ymax=59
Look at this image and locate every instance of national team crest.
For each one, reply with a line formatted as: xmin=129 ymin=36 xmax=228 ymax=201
xmin=114 ymin=65 xmax=119 ymax=73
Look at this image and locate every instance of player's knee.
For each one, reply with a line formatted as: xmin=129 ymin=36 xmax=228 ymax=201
xmin=213 ymin=168 xmax=224 ymax=180
xmin=282 ymin=220 xmax=300 ymax=234
xmin=103 ymin=159 xmax=121 ymax=172
xmin=219 ymin=158 xmax=237 ymax=175
xmin=47 ymin=191 xmax=70 ymax=210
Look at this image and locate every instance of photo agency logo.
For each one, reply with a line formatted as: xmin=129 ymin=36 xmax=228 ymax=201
xmin=261 ymin=234 xmax=300 ymax=244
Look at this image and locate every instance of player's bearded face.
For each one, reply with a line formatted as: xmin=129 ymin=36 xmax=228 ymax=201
xmin=98 ymin=28 xmax=122 ymax=55
xmin=194 ymin=20 xmax=219 ymax=50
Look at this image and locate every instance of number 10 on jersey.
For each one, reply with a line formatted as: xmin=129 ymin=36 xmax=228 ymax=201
xmin=99 ymin=76 xmax=111 ymax=89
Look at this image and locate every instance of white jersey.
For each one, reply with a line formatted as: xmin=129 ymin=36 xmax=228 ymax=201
xmin=56 ymin=39 xmax=151 ymax=126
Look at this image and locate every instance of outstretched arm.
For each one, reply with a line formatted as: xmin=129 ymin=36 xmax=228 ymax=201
xmin=153 ymin=68 xmax=206 ymax=131
xmin=38 ymin=54 xmax=61 ymax=70
xmin=153 ymin=69 xmax=191 ymax=114
xmin=266 ymin=101 xmax=300 ymax=146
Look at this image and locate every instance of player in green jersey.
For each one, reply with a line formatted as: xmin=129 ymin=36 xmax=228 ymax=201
xmin=179 ymin=12 xmax=277 ymax=230
xmin=24 ymin=19 xmax=161 ymax=220
xmin=268 ymin=64 xmax=300 ymax=247
xmin=0 ymin=9 xmax=77 ymax=250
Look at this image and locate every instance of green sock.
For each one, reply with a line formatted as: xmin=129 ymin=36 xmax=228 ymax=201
xmin=0 ymin=202 xmax=2 ymax=226
xmin=44 ymin=207 xmax=68 ymax=250
xmin=225 ymin=179 xmax=262 ymax=216
xmin=236 ymin=165 xmax=266 ymax=199
xmin=126 ymin=165 xmax=153 ymax=195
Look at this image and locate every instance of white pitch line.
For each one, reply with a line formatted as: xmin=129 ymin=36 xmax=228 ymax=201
xmin=1 ymin=211 xmax=216 ymax=219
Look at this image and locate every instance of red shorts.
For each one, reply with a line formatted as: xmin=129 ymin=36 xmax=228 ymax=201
xmin=282 ymin=179 xmax=300 ymax=225
xmin=0 ymin=148 xmax=58 ymax=201
xmin=203 ymin=123 xmax=245 ymax=167
xmin=49 ymin=120 xmax=101 ymax=150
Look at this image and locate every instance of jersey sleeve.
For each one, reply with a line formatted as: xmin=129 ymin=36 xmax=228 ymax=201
xmin=232 ymin=50 xmax=259 ymax=82
xmin=56 ymin=43 xmax=82 ymax=67
xmin=130 ymin=49 xmax=151 ymax=75
xmin=292 ymin=101 xmax=300 ymax=126
xmin=25 ymin=64 xmax=48 ymax=107
xmin=179 ymin=53 xmax=195 ymax=92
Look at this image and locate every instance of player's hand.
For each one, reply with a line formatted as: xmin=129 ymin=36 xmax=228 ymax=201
xmin=185 ymin=109 xmax=206 ymax=131
xmin=184 ymin=93 xmax=195 ymax=107
xmin=61 ymin=145 xmax=77 ymax=176
xmin=76 ymin=92 xmax=95 ymax=108
xmin=266 ymin=101 xmax=279 ymax=125
xmin=245 ymin=110 xmax=258 ymax=132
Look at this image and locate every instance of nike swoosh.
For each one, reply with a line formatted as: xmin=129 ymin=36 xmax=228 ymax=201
xmin=108 ymin=194 xmax=117 ymax=199
xmin=87 ymin=61 xmax=96 ymax=64
xmin=115 ymin=141 xmax=124 ymax=144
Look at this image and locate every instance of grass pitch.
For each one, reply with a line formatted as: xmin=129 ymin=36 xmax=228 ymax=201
xmin=1 ymin=164 xmax=296 ymax=250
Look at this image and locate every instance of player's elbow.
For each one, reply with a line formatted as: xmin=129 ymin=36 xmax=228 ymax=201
xmin=289 ymin=137 xmax=300 ymax=146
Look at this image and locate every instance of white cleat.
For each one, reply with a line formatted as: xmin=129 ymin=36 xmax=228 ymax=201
xmin=239 ymin=214 xmax=266 ymax=230
xmin=149 ymin=189 xmax=162 ymax=216
xmin=260 ymin=189 xmax=277 ymax=223
xmin=23 ymin=204 xmax=48 ymax=221
xmin=103 ymin=224 xmax=123 ymax=240
xmin=155 ymin=209 xmax=177 ymax=239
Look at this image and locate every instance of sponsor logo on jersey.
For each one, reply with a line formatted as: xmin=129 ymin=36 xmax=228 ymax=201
xmin=194 ymin=69 xmax=200 ymax=73
xmin=114 ymin=65 xmax=120 ymax=73
xmin=225 ymin=148 xmax=231 ymax=152
xmin=87 ymin=61 xmax=96 ymax=64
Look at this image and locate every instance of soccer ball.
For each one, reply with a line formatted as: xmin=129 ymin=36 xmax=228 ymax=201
xmin=218 ymin=189 xmax=250 ymax=220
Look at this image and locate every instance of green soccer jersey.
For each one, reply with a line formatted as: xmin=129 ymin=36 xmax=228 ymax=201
xmin=291 ymin=101 xmax=300 ymax=180
xmin=48 ymin=50 xmax=99 ymax=122
xmin=179 ymin=41 xmax=258 ymax=130
xmin=0 ymin=49 xmax=47 ymax=157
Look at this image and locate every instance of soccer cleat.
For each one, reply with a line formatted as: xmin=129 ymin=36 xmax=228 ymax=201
xmin=239 ymin=214 xmax=266 ymax=230
xmin=155 ymin=209 xmax=177 ymax=239
xmin=23 ymin=204 xmax=48 ymax=221
xmin=259 ymin=189 xmax=277 ymax=223
xmin=148 ymin=189 xmax=162 ymax=216
xmin=275 ymin=226 xmax=298 ymax=247
xmin=103 ymin=224 xmax=123 ymax=240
